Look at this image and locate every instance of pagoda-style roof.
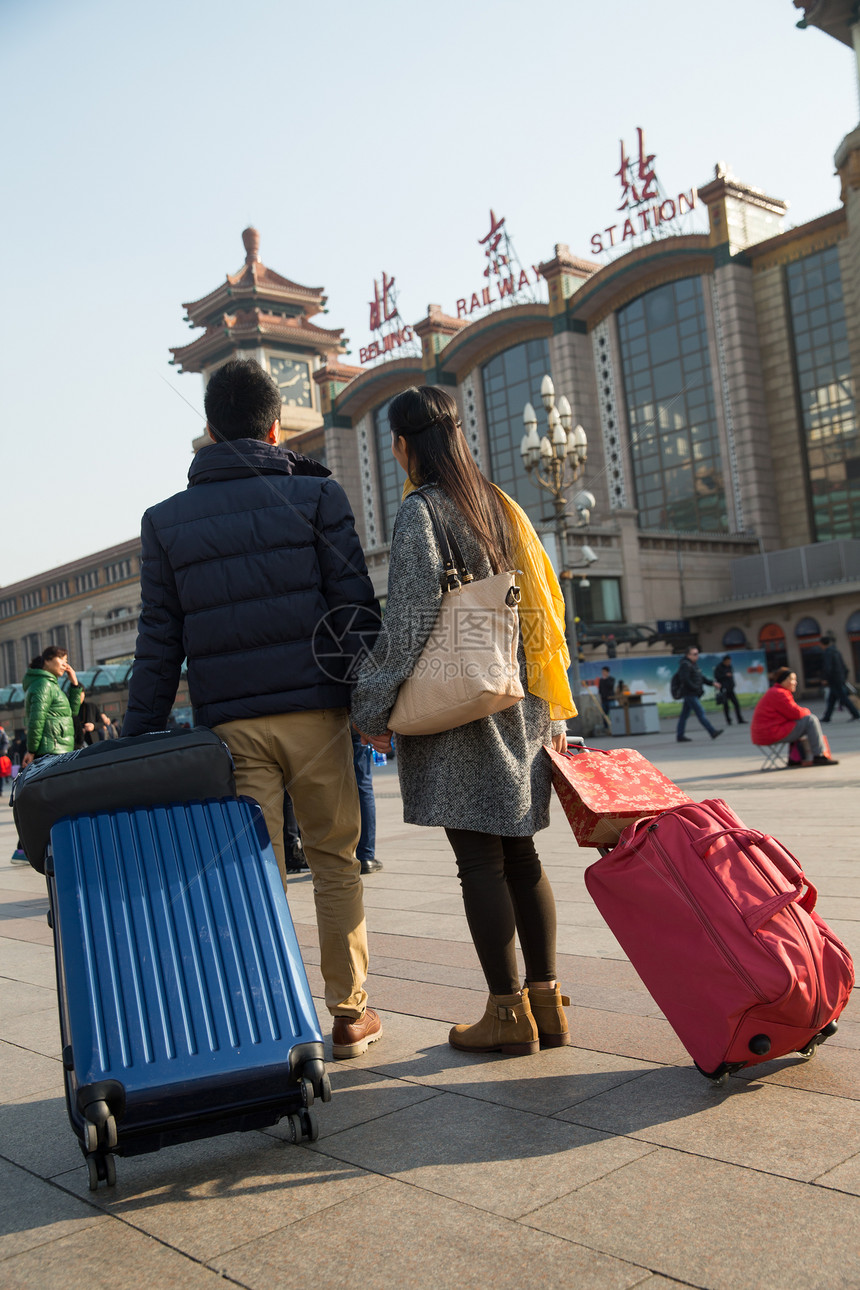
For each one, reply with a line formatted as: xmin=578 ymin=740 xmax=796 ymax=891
xmin=182 ymin=228 xmax=327 ymax=327
xmin=171 ymin=228 xmax=345 ymax=374
xmin=171 ymin=307 xmax=346 ymax=374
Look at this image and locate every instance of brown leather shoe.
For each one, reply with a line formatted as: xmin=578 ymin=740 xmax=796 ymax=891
xmin=331 ymin=1007 xmax=383 ymax=1060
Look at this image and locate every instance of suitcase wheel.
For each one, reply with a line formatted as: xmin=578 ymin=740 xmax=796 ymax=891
xmin=300 ymin=1108 xmax=319 ymax=1143
xmin=694 ymin=1060 xmax=745 ymax=1086
xmin=320 ymin=1073 xmax=332 ymax=1104
xmin=86 ymin=1151 xmax=116 ymax=1191
xmin=286 ymin=1108 xmax=320 ymax=1144
xmin=300 ymin=1078 xmax=314 ymax=1109
xmin=797 ymin=1019 xmax=839 ymax=1060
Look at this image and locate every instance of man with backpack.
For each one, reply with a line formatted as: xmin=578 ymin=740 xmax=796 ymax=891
xmin=673 ymin=647 xmax=723 ymax=743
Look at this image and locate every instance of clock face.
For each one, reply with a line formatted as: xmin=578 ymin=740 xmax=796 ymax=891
xmin=269 ymin=356 xmax=313 ymax=408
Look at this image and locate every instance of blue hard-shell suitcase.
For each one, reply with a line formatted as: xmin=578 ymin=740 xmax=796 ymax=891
xmin=46 ymin=795 xmax=330 ymax=1190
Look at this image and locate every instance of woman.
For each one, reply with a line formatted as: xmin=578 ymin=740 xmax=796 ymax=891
xmin=11 ymin=647 xmax=84 ymax=863
xmin=750 ymin=667 xmax=837 ymax=767
xmin=21 ymin=647 xmax=83 ymax=766
xmin=351 ymin=385 xmax=576 ymax=1057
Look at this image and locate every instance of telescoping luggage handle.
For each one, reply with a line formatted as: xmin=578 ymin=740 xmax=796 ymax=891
xmin=696 ymin=825 xmax=818 ymax=933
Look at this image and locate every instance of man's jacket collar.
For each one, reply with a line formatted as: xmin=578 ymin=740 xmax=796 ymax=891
xmin=188 ymin=439 xmax=331 ymax=487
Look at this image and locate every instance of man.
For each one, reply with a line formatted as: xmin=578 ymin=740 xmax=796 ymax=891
xmin=674 ymin=646 xmax=723 ymax=743
xmin=820 ymin=635 xmax=860 ymax=723
xmin=123 ymin=359 xmax=383 ymax=1060
xmin=713 ymin=654 xmax=744 ymax=726
xmin=597 ymin=666 xmax=615 ymax=720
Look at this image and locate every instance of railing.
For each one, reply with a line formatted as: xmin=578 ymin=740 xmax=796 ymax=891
xmin=731 ymin=540 xmax=860 ymax=598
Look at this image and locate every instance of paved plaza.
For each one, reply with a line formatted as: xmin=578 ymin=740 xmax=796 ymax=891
xmin=1 ymin=710 xmax=859 ymax=1288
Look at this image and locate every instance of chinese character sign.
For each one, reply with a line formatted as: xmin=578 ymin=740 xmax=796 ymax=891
xmin=368 ymin=272 xmax=397 ymax=332
xmin=616 ymin=127 xmax=657 ymax=211
xmin=479 ymin=209 xmax=508 ymax=279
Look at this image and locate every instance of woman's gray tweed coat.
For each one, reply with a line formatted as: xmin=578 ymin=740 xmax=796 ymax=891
xmin=350 ymin=487 xmax=566 ymax=836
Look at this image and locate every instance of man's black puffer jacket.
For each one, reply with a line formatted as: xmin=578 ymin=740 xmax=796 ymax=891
xmin=123 ymin=439 xmax=379 ymax=733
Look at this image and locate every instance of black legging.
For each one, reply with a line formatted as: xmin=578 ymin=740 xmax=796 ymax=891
xmin=445 ymin=828 xmax=557 ymax=995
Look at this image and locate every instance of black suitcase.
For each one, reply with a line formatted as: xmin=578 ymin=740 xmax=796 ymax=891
xmin=12 ymin=728 xmax=235 ymax=872
xmin=48 ymin=795 xmax=329 ymax=1189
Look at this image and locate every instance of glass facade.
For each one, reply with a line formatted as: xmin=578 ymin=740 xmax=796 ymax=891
xmin=617 ymin=278 xmax=727 ymax=533
xmin=786 ymin=246 xmax=859 ymax=540
xmin=374 ymin=398 xmax=407 ymax=542
xmin=482 ymin=338 xmax=551 ymax=529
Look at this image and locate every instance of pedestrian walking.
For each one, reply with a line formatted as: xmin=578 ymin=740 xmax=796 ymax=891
xmin=352 ymin=384 xmax=576 ymax=1059
xmin=597 ymin=666 xmax=615 ymax=719
xmin=820 ymin=635 xmax=860 ymax=723
xmin=714 ymin=654 xmax=745 ymax=725
xmin=122 ymin=358 xmax=383 ymax=1059
xmin=12 ymin=647 xmax=83 ymax=861
xmin=351 ymin=728 xmax=382 ymax=875
xmin=750 ymin=667 xmax=838 ymax=767
xmin=674 ymin=646 xmax=723 ymax=743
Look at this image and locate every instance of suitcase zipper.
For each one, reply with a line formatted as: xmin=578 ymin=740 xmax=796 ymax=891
xmin=645 ymin=824 xmax=769 ymax=1004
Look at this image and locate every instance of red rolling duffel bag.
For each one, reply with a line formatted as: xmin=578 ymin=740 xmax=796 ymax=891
xmin=584 ymin=798 xmax=854 ymax=1083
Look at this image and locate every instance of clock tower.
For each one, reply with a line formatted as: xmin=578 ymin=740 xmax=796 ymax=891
xmin=170 ymin=228 xmax=347 ymax=452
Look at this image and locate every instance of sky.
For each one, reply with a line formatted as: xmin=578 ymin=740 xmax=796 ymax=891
xmin=1 ymin=0 xmax=856 ymax=586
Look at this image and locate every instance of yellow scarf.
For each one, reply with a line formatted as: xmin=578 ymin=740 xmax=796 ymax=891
xmin=402 ymin=480 xmax=577 ymax=720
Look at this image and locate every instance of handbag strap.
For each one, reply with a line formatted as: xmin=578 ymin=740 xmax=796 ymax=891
xmin=410 ymin=488 xmax=475 ymax=593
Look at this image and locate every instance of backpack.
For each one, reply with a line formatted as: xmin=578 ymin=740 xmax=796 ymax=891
xmin=670 ymin=669 xmax=684 ymax=700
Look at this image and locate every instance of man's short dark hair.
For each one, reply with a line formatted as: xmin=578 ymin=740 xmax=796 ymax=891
xmin=601 ymin=666 xmax=610 ymax=673
xmin=204 ymin=359 xmax=281 ymax=442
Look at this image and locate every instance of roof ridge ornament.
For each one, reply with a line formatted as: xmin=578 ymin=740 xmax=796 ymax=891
xmin=242 ymin=226 xmax=260 ymax=265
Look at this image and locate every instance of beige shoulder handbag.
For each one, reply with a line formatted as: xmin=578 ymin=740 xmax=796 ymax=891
xmin=388 ymin=490 xmax=524 ymax=736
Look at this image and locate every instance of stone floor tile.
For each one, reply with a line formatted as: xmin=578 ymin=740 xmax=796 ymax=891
xmin=0 ymin=936 xmax=55 ymax=989
xmin=827 ymin=1015 xmax=860 ymax=1050
xmin=527 ymin=1147 xmax=860 ymax=1289
xmin=815 ymin=1150 xmax=860 ymax=1196
xmin=365 ymin=954 xmax=488 ymax=993
xmin=558 ymin=1063 xmax=860 ymax=1181
xmin=0 ymin=975 xmax=55 ymax=1021
xmin=566 ymin=1006 xmax=690 ymax=1065
xmin=570 ymin=982 xmax=663 ymax=1018
xmin=310 ymin=1091 xmax=655 ymax=1220
xmin=734 ymin=1041 xmax=860 ymax=1099
xmin=0 ymin=1040 xmax=62 ymax=1104
xmin=0 ymin=1220 xmax=230 ymax=1289
xmin=0 ymin=1157 xmax=103 ymax=1260
xmin=364 ymin=976 xmax=484 ymax=1024
xmin=0 ymin=918 xmax=54 ymax=947
xmin=216 ymin=1175 xmax=654 ymax=1290
xmin=556 ymin=925 xmax=628 ymax=959
xmin=264 ymin=1068 xmax=440 ymax=1141
xmin=54 ymin=1130 xmax=383 ymax=1261
xmin=379 ymin=1037 xmax=663 ymax=1116
xmin=2 ymin=1006 xmax=61 ymax=1059
xmin=0 ymin=1091 xmax=82 ymax=1178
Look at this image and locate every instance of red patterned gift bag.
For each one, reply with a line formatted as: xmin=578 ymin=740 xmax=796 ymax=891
xmin=546 ymin=745 xmax=692 ymax=847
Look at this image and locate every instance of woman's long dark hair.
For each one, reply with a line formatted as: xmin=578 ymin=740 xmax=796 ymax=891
xmin=389 ymin=386 xmax=514 ymax=572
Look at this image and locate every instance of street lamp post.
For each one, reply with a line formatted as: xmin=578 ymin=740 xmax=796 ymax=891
xmin=520 ymin=375 xmax=591 ymax=702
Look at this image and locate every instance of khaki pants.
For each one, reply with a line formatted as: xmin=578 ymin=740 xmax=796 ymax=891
xmin=213 ymin=707 xmax=368 ymax=1019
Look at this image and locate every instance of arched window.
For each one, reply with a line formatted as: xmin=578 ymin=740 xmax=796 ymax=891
xmin=758 ymin=623 xmax=787 ymax=673
xmin=482 ymin=338 xmax=550 ymax=527
xmin=374 ymin=398 xmax=406 ymax=542
xmin=722 ymin=627 xmax=747 ymax=649
xmin=616 ymin=278 xmax=727 ymax=533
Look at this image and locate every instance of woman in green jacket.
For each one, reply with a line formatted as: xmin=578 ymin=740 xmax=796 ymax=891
xmin=21 ymin=646 xmax=84 ymax=765
xmin=11 ymin=646 xmax=84 ymax=863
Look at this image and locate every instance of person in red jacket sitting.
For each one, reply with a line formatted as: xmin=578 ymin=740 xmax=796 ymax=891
xmin=750 ymin=667 xmax=838 ymax=767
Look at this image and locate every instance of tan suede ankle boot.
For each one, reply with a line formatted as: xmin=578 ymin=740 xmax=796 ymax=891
xmin=448 ymin=991 xmax=539 ymax=1057
xmin=524 ymin=983 xmax=571 ymax=1048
